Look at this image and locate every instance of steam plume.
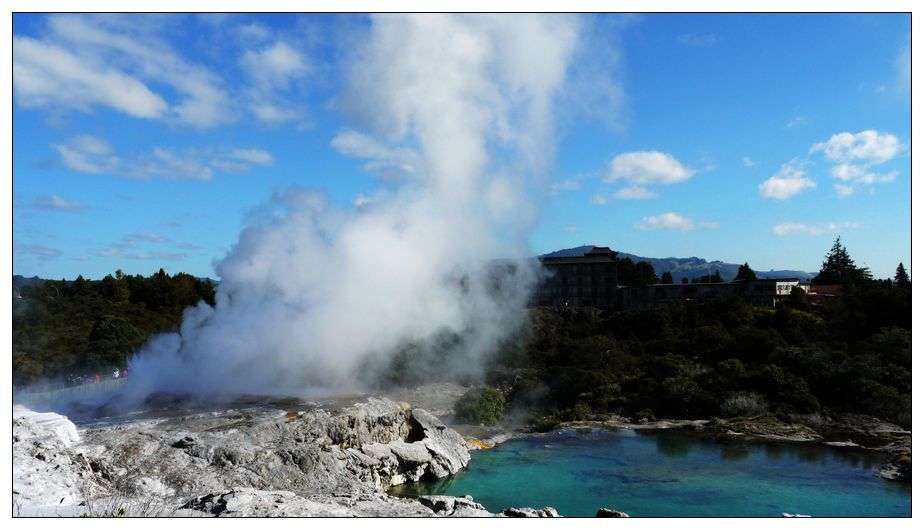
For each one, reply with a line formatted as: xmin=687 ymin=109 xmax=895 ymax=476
xmin=128 ymin=14 xmax=584 ymax=399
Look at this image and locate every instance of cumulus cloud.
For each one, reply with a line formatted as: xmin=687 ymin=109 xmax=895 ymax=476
xmin=637 ymin=212 xmax=695 ymax=231
xmin=772 ymin=221 xmax=861 ymax=237
xmin=128 ymin=14 xmax=587 ymax=400
xmin=829 ymin=163 xmax=896 ymax=185
xmin=759 ymin=160 xmax=816 ymax=200
xmin=605 ymin=151 xmax=694 ymax=185
xmin=809 ymin=130 xmax=903 ymax=196
xmin=810 ymin=130 xmax=902 ymax=165
xmin=54 ymin=134 xmax=272 ymax=180
xmin=31 ymin=194 xmax=87 ymax=212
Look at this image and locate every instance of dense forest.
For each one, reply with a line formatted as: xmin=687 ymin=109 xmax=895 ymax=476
xmin=12 ymin=269 xmax=216 ymax=385
xmin=462 ymin=239 xmax=912 ymax=429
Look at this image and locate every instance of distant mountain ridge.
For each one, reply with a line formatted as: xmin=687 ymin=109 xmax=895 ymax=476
xmin=542 ymin=245 xmax=815 ymax=283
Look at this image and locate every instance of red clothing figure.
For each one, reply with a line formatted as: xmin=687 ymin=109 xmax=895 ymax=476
xmin=94 ymin=374 xmax=101 ymax=383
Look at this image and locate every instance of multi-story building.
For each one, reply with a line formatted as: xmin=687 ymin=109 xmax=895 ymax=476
xmin=535 ymin=246 xmax=802 ymax=310
xmin=536 ymin=246 xmax=620 ymax=308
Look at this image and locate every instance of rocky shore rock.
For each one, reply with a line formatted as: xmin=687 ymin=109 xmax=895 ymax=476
xmin=11 ymin=398 xmax=497 ymax=517
xmin=502 ymin=506 xmax=560 ymax=517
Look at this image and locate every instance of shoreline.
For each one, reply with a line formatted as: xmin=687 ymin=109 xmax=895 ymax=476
xmin=456 ymin=413 xmax=911 ymax=483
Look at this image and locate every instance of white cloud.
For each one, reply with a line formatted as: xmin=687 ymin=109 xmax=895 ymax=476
xmin=331 ymin=130 xmax=421 ymax=182
xmin=13 ymin=36 xmax=169 ymax=119
xmin=564 ymin=226 xmax=577 ymax=233
xmin=759 ymin=160 xmax=816 ymax=200
xmin=676 ymin=32 xmax=719 ymax=47
xmin=15 ymin=15 xmax=233 ymax=128
xmin=834 ymin=184 xmax=855 ymax=197
xmin=240 ymin=40 xmax=311 ymax=124
xmin=637 ymin=212 xmax=695 ymax=231
xmin=32 ymin=194 xmax=87 ymax=212
xmin=742 ymin=156 xmax=756 ymax=167
xmin=605 ymin=151 xmax=694 ymax=185
xmin=829 ymin=163 xmax=896 ymax=185
xmin=241 ymin=41 xmax=310 ymax=89
xmin=230 ymin=148 xmax=275 ymax=166
xmin=810 ymin=130 xmax=902 ymax=165
xmin=773 ymin=221 xmax=861 ymax=237
xmin=54 ymin=134 xmax=272 ymax=181
xmin=593 ymin=186 xmax=658 ymax=204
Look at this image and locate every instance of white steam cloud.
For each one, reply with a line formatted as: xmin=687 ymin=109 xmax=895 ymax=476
xmin=128 ymin=15 xmax=585 ymax=399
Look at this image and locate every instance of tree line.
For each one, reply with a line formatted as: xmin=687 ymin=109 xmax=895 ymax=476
xmin=452 ymin=237 xmax=911 ymax=428
xmin=13 ymin=269 xmax=216 ymax=385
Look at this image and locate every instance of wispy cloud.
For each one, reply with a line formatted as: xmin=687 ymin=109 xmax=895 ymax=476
xmin=593 ymin=186 xmax=658 ymax=204
xmin=94 ymin=248 xmax=186 ymax=261
xmin=549 ymin=178 xmax=581 ymax=195
xmin=759 ymin=160 xmax=816 ymax=200
xmin=131 ymin=231 xmax=170 ymax=243
xmin=54 ymin=134 xmax=273 ymax=181
xmin=563 ymin=226 xmax=577 ymax=233
xmin=31 ymin=194 xmax=87 ymax=212
xmin=637 ymin=212 xmax=718 ymax=232
xmin=677 ymin=32 xmax=719 ymax=47
xmin=14 ymin=242 xmax=62 ymax=258
xmin=742 ymin=156 xmax=756 ymax=167
xmin=331 ymin=130 xmax=421 ymax=182
xmin=784 ymin=115 xmax=808 ymax=129
xmin=772 ymin=221 xmax=861 ymax=237
xmin=14 ymin=15 xmax=233 ymax=128
xmin=240 ymin=40 xmax=312 ymax=124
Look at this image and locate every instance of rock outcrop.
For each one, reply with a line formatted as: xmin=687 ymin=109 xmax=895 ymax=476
xmin=12 ymin=398 xmax=494 ymax=517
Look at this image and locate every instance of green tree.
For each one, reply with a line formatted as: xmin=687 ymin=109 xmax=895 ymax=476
xmin=813 ymin=236 xmax=871 ymax=285
xmin=894 ymin=262 xmax=910 ymax=288
xmin=734 ymin=262 xmax=758 ymax=281
xmin=693 ymin=272 xmax=723 ymax=283
xmin=660 ymin=271 xmax=674 ymax=284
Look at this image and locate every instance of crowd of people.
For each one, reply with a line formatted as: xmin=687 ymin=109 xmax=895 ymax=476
xmin=64 ymin=368 xmax=128 ymax=387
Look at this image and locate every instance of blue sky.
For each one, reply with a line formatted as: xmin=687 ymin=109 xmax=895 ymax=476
xmin=12 ymin=13 xmax=910 ymax=280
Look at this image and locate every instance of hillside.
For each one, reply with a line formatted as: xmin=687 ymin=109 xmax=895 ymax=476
xmin=542 ymin=246 xmax=814 ymax=283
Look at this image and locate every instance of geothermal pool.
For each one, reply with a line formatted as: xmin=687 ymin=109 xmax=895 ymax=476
xmin=392 ymin=428 xmax=911 ymax=517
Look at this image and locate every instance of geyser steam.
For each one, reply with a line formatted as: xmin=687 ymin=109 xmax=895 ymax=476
xmin=129 ymin=14 xmax=583 ymax=398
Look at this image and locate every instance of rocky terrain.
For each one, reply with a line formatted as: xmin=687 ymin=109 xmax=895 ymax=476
xmin=12 ymin=397 xmax=555 ymax=517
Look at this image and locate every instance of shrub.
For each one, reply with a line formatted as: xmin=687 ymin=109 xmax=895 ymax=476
xmin=719 ymin=392 xmax=769 ymax=418
xmin=453 ymin=386 xmax=507 ymax=425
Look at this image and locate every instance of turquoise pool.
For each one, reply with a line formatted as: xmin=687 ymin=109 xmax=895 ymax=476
xmin=392 ymin=428 xmax=911 ymax=517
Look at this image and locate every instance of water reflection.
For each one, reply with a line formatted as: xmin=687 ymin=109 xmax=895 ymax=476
xmin=654 ymin=431 xmax=693 ymax=457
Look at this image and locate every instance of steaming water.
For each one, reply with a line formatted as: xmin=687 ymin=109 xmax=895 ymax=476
xmin=392 ymin=428 xmax=911 ymax=517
